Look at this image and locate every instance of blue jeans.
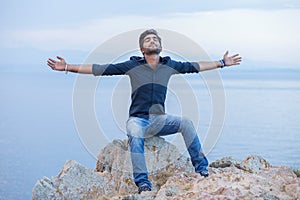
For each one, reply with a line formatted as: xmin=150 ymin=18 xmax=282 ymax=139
xmin=126 ymin=114 xmax=208 ymax=188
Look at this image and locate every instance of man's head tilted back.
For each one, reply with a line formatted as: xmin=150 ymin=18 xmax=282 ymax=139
xmin=139 ymin=29 xmax=162 ymax=55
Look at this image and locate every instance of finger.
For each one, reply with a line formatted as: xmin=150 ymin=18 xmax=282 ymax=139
xmin=48 ymin=58 xmax=57 ymax=63
xmin=234 ymin=60 xmax=242 ymax=64
xmin=47 ymin=60 xmax=54 ymax=64
xmin=47 ymin=63 xmax=55 ymax=69
xmin=47 ymin=60 xmax=55 ymax=66
xmin=231 ymin=54 xmax=240 ymax=58
xmin=234 ymin=58 xmax=242 ymax=62
xmin=47 ymin=61 xmax=55 ymax=67
xmin=230 ymin=63 xmax=240 ymax=66
xmin=233 ymin=57 xmax=242 ymax=61
xmin=224 ymin=50 xmax=229 ymax=57
xmin=56 ymin=56 xmax=65 ymax=62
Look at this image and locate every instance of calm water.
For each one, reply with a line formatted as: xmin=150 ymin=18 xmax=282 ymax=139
xmin=0 ymin=69 xmax=299 ymax=199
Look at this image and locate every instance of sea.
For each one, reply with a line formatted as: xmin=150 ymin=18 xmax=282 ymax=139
xmin=0 ymin=67 xmax=299 ymax=199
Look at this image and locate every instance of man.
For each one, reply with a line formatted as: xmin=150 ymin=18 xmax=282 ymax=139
xmin=47 ymin=29 xmax=241 ymax=194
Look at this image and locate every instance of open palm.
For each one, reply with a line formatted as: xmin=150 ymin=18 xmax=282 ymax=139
xmin=223 ymin=51 xmax=242 ymax=66
xmin=47 ymin=56 xmax=67 ymax=71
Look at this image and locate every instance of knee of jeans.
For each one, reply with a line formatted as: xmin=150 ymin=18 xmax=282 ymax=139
xmin=126 ymin=122 xmax=144 ymax=138
xmin=181 ymin=116 xmax=194 ymax=127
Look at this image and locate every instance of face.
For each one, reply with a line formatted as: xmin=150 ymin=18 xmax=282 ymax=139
xmin=141 ymin=34 xmax=162 ymax=55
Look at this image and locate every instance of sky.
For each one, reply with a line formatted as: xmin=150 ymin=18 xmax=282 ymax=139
xmin=0 ymin=0 xmax=300 ymax=71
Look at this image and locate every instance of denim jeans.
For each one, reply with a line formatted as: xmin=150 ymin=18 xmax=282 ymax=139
xmin=126 ymin=114 xmax=208 ymax=188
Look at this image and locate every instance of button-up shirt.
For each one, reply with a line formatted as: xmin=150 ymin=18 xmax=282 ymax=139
xmin=92 ymin=56 xmax=200 ymax=119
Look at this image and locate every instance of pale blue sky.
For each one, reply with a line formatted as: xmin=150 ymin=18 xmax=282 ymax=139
xmin=1 ymin=0 xmax=299 ymax=29
xmin=0 ymin=0 xmax=300 ymax=70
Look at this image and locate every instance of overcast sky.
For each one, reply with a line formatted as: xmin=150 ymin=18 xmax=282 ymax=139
xmin=1 ymin=0 xmax=300 ymax=70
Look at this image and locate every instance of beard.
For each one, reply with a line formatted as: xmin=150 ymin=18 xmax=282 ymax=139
xmin=143 ymin=47 xmax=162 ymax=55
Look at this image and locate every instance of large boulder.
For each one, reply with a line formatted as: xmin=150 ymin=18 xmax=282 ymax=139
xmin=95 ymin=136 xmax=194 ymax=194
xmin=32 ymin=160 xmax=115 ymax=200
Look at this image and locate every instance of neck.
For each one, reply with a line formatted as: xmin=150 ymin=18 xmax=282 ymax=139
xmin=144 ymin=54 xmax=160 ymax=68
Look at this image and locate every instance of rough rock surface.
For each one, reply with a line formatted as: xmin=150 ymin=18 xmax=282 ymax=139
xmin=155 ymin=165 xmax=299 ymax=200
xmin=32 ymin=136 xmax=300 ymax=200
xmin=95 ymin=136 xmax=194 ymax=194
xmin=32 ymin=160 xmax=116 ymax=200
xmin=210 ymin=155 xmax=271 ymax=173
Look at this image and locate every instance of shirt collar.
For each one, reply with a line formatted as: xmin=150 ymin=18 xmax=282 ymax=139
xmin=130 ymin=56 xmax=169 ymax=64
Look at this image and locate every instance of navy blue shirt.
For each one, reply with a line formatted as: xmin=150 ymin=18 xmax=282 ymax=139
xmin=92 ymin=56 xmax=200 ymax=119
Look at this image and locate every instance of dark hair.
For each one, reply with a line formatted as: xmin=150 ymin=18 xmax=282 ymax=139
xmin=139 ymin=29 xmax=162 ymax=49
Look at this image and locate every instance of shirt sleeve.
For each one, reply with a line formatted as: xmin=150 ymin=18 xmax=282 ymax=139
xmin=171 ymin=60 xmax=200 ymax=74
xmin=92 ymin=60 xmax=133 ymax=76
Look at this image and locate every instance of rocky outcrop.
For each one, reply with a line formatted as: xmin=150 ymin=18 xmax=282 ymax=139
xmin=209 ymin=155 xmax=271 ymax=172
xmin=95 ymin=136 xmax=194 ymax=194
xmin=32 ymin=160 xmax=116 ymax=200
xmin=155 ymin=165 xmax=299 ymax=199
xmin=32 ymin=136 xmax=300 ymax=199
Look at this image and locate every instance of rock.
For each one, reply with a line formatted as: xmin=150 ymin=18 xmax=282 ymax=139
xmin=32 ymin=137 xmax=300 ymax=200
xmin=155 ymin=165 xmax=300 ymax=200
xmin=32 ymin=160 xmax=116 ymax=200
xmin=95 ymin=136 xmax=194 ymax=194
xmin=209 ymin=156 xmax=240 ymax=168
xmin=239 ymin=154 xmax=271 ymax=172
xmin=32 ymin=136 xmax=194 ymax=199
xmin=210 ymin=155 xmax=271 ymax=173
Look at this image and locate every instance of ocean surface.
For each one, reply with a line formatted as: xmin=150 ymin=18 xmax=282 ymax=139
xmin=0 ymin=68 xmax=299 ymax=199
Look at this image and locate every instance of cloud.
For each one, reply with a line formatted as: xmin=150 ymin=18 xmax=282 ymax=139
xmin=2 ymin=9 xmax=300 ymax=66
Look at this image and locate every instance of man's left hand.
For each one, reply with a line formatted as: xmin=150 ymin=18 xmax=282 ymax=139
xmin=223 ymin=51 xmax=242 ymax=66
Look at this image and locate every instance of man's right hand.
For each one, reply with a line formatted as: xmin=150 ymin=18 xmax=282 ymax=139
xmin=47 ymin=56 xmax=67 ymax=71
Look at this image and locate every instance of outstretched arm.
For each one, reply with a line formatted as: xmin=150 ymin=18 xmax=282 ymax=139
xmin=198 ymin=51 xmax=242 ymax=72
xmin=47 ymin=56 xmax=93 ymax=74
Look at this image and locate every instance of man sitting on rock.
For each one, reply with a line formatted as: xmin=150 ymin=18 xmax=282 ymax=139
xmin=47 ymin=29 xmax=241 ymax=194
